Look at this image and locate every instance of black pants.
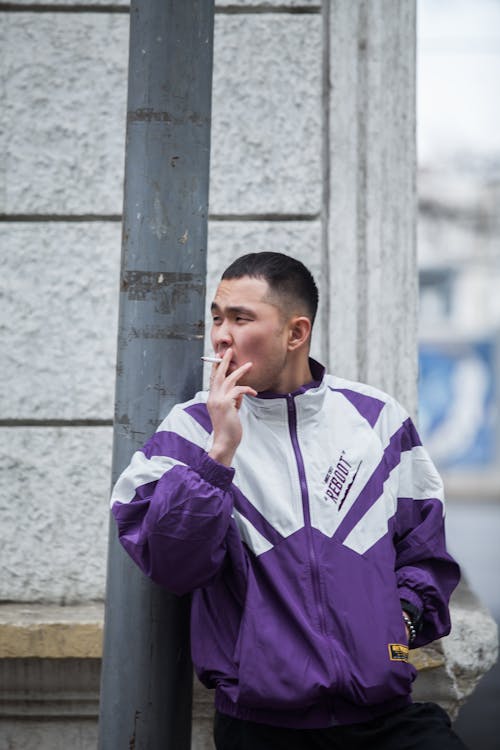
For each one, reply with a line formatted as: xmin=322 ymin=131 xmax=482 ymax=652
xmin=214 ymin=703 xmax=468 ymax=750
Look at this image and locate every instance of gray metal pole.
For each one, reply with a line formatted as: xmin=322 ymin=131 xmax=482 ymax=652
xmin=99 ymin=2 xmax=214 ymax=748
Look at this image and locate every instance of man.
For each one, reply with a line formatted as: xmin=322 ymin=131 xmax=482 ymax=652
xmin=111 ymin=252 xmax=466 ymax=749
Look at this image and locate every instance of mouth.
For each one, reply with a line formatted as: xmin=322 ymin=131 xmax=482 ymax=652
xmin=215 ymin=351 xmax=237 ymax=368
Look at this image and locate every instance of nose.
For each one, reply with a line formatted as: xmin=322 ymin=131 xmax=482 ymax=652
xmin=211 ymin=319 xmax=233 ymax=354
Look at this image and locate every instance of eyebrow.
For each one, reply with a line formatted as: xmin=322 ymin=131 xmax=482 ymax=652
xmin=210 ymin=302 xmax=256 ymax=316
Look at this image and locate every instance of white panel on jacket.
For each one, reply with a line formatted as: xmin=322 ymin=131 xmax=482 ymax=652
xmin=303 ymin=390 xmax=384 ymax=538
xmin=342 ymin=464 xmax=399 ymax=555
xmin=398 ymin=446 xmax=445 ymax=504
xmin=110 ymin=452 xmax=184 ymax=506
xmin=232 ymin=399 xmax=305 ymax=538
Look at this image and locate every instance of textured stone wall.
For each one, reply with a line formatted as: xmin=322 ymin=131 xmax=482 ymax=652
xmin=1 ymin=1 xmax=325 ymax=603
xmin=326 ymin=0 xmax=417 ymax=400
xmin=0 ymin=1 xmax=415 ymax=606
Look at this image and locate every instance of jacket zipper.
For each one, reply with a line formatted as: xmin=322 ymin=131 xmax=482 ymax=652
xmin=286 ymin=395 xmax=329 ymax=639
xmin=287 ymin=394 xmax=342 ymax=719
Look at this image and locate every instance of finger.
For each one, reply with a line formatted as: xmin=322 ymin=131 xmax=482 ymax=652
xmin=232 ymin=386 xmax=258 ymax=409
xmin=211 ymin=347 xmax=232 ymax=381
xmin=223 ymin=360 xmax=253 ymax=388
xmin=230 ymin=385 xmax=257 ymax=399
xmin=209 ymin=381 xmax=256 ymax=403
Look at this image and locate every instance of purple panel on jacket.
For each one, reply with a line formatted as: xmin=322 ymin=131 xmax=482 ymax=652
xmin=116 ymin=478 xmax=158 ymax=507
xmin=329 ymin=387 xmax=385 ymax=428
xmin=398 ymin=418 xmax=422 ymax=450
xmin=391 ymin=496 xmax=447 ymax=565
xmin=142 ymin=430 xmax=206 ymax=465
xmin=184 ymin=402 xmax=213 ymax=434
xmin=333 ymin=419 xmax=421 ymax=544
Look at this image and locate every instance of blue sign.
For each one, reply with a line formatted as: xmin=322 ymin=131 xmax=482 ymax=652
xmin=418 ymin=338 xmax=498 ymax=469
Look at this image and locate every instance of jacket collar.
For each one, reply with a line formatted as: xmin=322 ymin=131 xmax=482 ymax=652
xmin=244 ymin=358 xmax=327 ymax=416
xmin=255 ymin=358 xmax=325 ymax=400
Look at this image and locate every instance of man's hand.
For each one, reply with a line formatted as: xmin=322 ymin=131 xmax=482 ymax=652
xmin=207 ymin=348 xmax=257 ymax=467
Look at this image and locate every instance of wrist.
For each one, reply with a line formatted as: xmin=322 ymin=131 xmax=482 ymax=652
xmin=208 ymin=443 xmax=236 ymax=467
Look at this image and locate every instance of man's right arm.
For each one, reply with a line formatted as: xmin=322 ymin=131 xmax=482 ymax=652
xmin=111 ymin=349 xmax=255 ymax=595
xmin=110 ymin=409 xmax=236 ymax=596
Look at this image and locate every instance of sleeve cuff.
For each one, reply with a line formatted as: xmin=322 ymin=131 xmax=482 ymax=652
xmin=194 ymin=452 xmax=235 ymax=491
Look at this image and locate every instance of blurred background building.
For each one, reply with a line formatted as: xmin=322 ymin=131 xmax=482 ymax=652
xmin=418 ymin=1 xmax=500 ymax=746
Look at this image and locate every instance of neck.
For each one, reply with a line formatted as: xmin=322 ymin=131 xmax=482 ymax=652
xmin=268 ymin=353 xmax=314 ymax=395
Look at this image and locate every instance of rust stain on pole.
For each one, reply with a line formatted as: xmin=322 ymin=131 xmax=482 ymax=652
xmin=128 ymin=108 xmax=209 ymax=126
xmin=126 ymin=322 xmax=204 ymax=341
xmin=120 ymin=270 xmax=204 ymax=307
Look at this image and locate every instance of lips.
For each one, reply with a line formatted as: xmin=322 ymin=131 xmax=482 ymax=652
xmin=216 ymin=352 xmax=237 ymax=369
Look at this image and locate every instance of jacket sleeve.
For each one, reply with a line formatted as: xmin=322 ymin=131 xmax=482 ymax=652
xmin=110 ymin=406 xmax=235 ymax=596
xmin=392 ymin=414 xmax=461 ymax=648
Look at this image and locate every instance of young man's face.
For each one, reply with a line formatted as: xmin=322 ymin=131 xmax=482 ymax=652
xmin=210 ymin=276 xmax=292 ymax=393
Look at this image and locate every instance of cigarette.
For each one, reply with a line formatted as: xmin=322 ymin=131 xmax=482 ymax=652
xmin=201 ymin=356 xmax=223 ymax=364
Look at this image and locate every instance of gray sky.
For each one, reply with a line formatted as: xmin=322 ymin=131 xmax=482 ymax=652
xmin=418 ymin=0 xmax=500 ymax=167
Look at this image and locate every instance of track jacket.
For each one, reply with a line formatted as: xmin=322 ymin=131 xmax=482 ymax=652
xmin=111 ymin=359 xmax=460 ymax=728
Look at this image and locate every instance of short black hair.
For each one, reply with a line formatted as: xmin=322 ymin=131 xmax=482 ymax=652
xmin=221 ymin=252 xmax=319 ymax=325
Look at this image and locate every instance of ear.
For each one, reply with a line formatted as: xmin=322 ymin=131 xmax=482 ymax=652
xmin=287 ymin=316 xmax=312 ymax=351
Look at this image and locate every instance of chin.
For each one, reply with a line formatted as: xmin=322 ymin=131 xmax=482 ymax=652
xmin=240 ymin=376 xmax=261 ymax=392
xmin=250 ymin=380 xmax=273 ymax=394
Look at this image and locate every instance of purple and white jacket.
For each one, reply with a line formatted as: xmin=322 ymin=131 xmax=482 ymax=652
xmin=111 ymin=360 xmax=460 ymax=728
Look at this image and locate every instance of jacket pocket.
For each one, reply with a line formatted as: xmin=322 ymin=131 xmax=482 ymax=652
xmin=319 ymin=538 xmax=416 ymax=706
xmin=232 ymin=566 xmax=338 ymax=710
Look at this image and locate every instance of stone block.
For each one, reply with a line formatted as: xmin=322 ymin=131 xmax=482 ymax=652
xmin=412 ymin=581 xmax=499 ymax=719
xmin=0 ymin=604 xmax=103 ymax=659
xmin=0 ymin=719 xmax=98 ymax=750
xmin=0 ymin=13 xmax=128 ymax=215
xmin=0 ymin=427 xmax=112 ymax=602
xmin=0 ymin=222 xmax=120 ymax=421
xmin=325 ymin=1 xmax=417 ymax=411
xmin=210 ymin=14 xmax=321 ymax=214
xmin=0 ymin=12 xmax=321 ymax=216
xmin=439 ymin=583 xmax=499 ymax=718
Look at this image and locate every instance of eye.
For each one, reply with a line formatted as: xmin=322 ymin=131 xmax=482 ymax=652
xmin=212 ymin=315 xmax=222 ymax=325
xmin=235 ymin=316 xmax=250 ymax=323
